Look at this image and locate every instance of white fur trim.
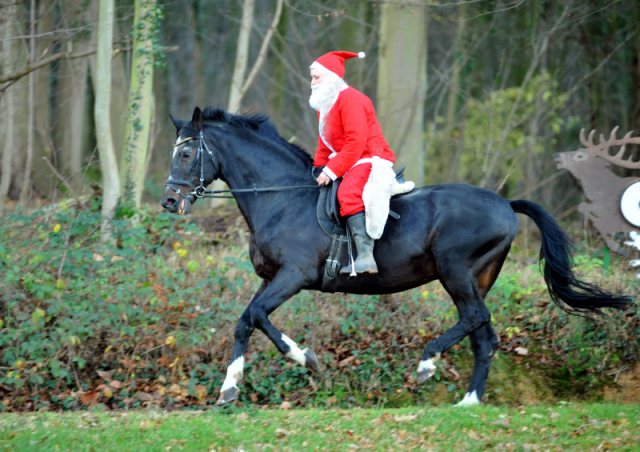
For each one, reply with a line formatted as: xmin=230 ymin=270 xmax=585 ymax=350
xmin=362 ymin=158 xmax=415 ymax=239
xmin=455 ymin=391 xmax=480 ymax=407
xmin=323 ymin=167 xmax=338 ymax=181
xmin=309 ymin=61 xmax=326 ymax=72
xmin=220 ymin=357 xmax=244 ymax=392
xmin=282 ymin=334 xmax=307 ymax=366
xmin=358 ymin=52 xmax=365 ymax=59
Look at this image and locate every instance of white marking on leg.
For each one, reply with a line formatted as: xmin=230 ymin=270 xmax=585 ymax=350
xmin=417 ymin=355 xmax=439 ymax=380
xmin=282 ymin=334 xmax=307 ymax=367
xmin=220 ymin=356 xmax=244 ymax=393
xmin=418 ymin=358 xmax=437 ymax=373
xmin=455 ymin=390 xmax=480 ymax=407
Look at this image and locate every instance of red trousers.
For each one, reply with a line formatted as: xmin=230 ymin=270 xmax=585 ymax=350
xmin=337 ymin=163 xmax=372 ymax=217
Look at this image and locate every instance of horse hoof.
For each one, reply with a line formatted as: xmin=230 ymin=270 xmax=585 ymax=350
xmin=455 ymin=391 xmax=480 ymax=407
xmin=304 ymin=349 xmax=319 ymax=373
xmin=417 ymin=368 xmax=436 ymax=384
xmin=217 ymin=386 xmax=240 ymax=406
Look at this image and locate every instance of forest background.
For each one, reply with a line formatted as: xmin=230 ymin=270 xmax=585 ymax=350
xmin=1 ymin=0 xmax=640 ymax=412
xmin=1 ymin=0 xmax=640 ymax=214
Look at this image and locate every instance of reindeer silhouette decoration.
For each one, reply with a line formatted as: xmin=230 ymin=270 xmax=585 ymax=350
xmin=554 ymin=127 xmax=640 ymax=254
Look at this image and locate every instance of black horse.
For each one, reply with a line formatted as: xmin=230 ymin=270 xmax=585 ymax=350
xmin=161 ymin=107 xmax=631 ymax=406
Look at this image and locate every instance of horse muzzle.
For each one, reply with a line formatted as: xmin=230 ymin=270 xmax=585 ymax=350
xmin=161 ymin=187 xmax=194 ymax=215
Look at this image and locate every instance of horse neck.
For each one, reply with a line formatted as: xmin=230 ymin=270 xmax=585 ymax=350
xmin=213 ymin=129 xmax=316 ymax=230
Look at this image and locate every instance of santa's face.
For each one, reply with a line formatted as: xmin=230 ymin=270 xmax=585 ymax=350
xmin=310 ymin=68 xmax=325 ymax=86
xmin=309 ymin=67 xmax=344 ymax=113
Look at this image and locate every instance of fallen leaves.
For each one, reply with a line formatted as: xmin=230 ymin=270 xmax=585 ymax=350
xmin=79 ymin=391 xmax=99 ymax=407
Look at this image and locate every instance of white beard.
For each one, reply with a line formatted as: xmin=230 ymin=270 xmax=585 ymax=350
xmin=309 ymin=74 xmax=348 ymax=117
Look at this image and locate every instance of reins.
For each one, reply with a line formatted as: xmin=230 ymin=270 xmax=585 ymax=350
xmin=166 ymin=131 xmax=319 ymax=199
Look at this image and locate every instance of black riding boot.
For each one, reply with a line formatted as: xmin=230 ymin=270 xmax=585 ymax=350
xmin=341 ymin=212 xmax=378 ymax=275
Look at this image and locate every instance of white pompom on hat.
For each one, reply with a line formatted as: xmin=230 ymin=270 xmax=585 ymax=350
xmin=311 ymin=51 xmax=366 ymax=78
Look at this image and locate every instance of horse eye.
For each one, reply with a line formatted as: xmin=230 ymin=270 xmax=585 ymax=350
xmin=183 ymin=150 xmax=192 ymax=158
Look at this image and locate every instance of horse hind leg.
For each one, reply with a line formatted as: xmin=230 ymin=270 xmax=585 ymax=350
xmin=417 ymin=271 xmax=491 ymax=385
xmin=417 ymin=238 xmax=510 ymax=394
xmin=456 ymin=323 xmax=499 ymax=406
xmin=456 ymin=250 xmax=508 ymax=406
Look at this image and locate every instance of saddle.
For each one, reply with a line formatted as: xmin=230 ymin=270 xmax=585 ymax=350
xmin=316 ymin=167 xmax=407 ymax=292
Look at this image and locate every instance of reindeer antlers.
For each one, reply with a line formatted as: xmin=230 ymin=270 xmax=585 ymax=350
xmin=579 ymin=126 xmax=640 ymax=169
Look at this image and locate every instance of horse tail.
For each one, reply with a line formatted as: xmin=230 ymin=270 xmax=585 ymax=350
xmin=510 ymin=199 xmax=631 ymax=314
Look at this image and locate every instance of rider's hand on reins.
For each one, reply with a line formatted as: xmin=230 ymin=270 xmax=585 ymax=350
xmin=317 ymin=172 xmax=331 ymax=186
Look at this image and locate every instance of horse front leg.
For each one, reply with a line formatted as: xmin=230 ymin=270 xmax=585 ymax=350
xmin=218 ymin=269 xmax=318 ymax=405
xmin=218 ymin=280 xmax=268 ymax=405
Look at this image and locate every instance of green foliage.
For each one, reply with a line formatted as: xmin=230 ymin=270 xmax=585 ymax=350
xmin=426 ymin=72 xmax=577 ymax=188
xmin=0 ymin=205 xmax=638 ymax=411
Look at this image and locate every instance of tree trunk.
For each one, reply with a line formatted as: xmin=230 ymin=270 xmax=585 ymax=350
xmin=0 ymin=82 xmax=13 ymax=215
xmin=30 ymin=0 xmax=55 ymax=197
xmin=376 ymin=0 xmax=427 ymax=187
xmin=18 ymin=0 xmax=37 ymax=206
xmin=0 ymin=1 xmax=17 ymax=214
xmin=338 ymin=1 xmax=368 ymax=88
xmin=54 ymin=0 xmax=96 ymax=191
xmin=228 ymin=0 xmax=254 ymax=114
xmin=95 ymin=0 xmax=121 ymax=242
xmin=121 ymin=0 xmax=160 ymax=209
xmin=271 ymin=4 xmax=288 ymax=120
xmin=444 ymin=4 xmax=466 ymax=183
xmin=190 ymin=0 xmax=205 ymax=104
xmin=215 ymin=0 xmax=282 ymax=209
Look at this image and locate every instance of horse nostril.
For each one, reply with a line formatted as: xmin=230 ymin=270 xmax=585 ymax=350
xmin=162 ymin=196 xmax=177 ymax=209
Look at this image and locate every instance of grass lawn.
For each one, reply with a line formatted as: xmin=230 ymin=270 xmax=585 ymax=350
xmin=0 ymin=403 xmax=638 ymax=451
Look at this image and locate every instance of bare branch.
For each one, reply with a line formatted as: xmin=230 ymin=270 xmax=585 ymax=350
xmin=0 ymin=48 xmax=96 ymax=85
xmin=41 ymin=157 xmax=86 ymax=209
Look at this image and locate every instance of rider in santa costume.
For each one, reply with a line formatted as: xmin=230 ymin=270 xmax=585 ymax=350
xmin=310 ymin=50 xmax=397 ymax=275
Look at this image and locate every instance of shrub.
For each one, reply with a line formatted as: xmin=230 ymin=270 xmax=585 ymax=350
xmin=0 ymin=202 xmax=637 ymax=411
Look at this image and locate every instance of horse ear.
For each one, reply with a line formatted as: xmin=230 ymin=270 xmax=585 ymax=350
xmin=169 ymin=114 xmax=184 ymax=131
xmin=192 ymin=107 xmax=203 ymax=131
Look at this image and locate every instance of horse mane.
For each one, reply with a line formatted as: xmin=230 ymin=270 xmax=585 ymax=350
xmin=201 ymin=107 xmax=313 ymax=165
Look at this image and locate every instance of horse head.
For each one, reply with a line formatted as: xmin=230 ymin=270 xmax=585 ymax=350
xmin=161 ymin=107 xmax=220 ymax=214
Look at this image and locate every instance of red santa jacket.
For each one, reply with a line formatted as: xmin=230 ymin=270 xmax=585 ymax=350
xmin=313 ymin=87 xmax=395 ymax=179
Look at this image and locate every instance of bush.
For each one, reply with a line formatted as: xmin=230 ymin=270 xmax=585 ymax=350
xmin=0 ymin=201 xmax=638 ymax=411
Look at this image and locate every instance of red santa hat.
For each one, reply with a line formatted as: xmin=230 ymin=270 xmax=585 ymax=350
xmin=311 ymin=51 xmax=366 ymax=79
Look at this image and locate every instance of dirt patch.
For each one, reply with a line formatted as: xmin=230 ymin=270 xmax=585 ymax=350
xmin=484 ymin=353 xmax=556 ymax=405
xmin=603 ymin=364 xmax=640 ymax=403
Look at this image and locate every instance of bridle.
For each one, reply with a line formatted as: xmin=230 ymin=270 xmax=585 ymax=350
xmin=165 ymin=130 xmax=219 ymax=199
xmin=165 ymin=129 xmax=319 ymax=199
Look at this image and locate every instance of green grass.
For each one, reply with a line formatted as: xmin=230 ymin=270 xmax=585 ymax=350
xmin=0 ymin=403 xmax=638 ymax=451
